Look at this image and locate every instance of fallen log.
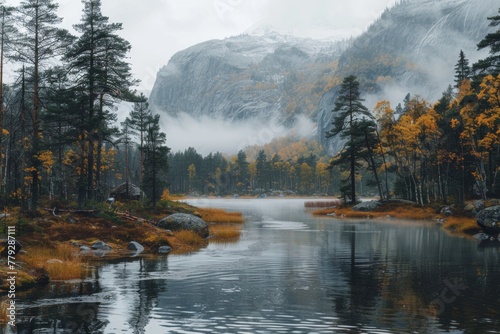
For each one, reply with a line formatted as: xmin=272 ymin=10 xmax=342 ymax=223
xmin=115 ymin=212 xmax=157 ymax=225
xmin=43 ymin=208 xmax=97 ymax=215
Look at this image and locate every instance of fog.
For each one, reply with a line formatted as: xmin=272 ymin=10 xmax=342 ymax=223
xmin=159 ymin=113 xmax=316 ymax=155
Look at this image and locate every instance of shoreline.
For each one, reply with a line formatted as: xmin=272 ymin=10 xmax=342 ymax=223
xmin=0 ymin=201 xmax=245 ymax=296
xmin=310 ymin=199 xmax=482 ymax=237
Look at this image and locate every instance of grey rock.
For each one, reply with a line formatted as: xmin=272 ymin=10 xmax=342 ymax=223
xmin=473 ymin=200 xmax=485 ymax=211
xmin=440 ymin=206 xmax=453 ymax=216
xmin=128 ymin=241 xmax=144 ymax=253
xmin=464 ymin=203 xmax=477 ymax=215
xmin=91 ymin=241 xmax=112 ymax=250
xmin=158 ymin=246 xmax=172 ymax=254
xmin=79 ymin=245 xmax=91 ymax=252
xmin=352 ymin=201 xmax=381 ymax=212
xmin=474 ymin=233 xmax=489 ymax=240
xmin=476 ymin=206 xmax=500 ymax=234
xmin=110 ymin=183 xmax=145 ymax=200
xmin=158 ymin=213 xmax=209 ymax=238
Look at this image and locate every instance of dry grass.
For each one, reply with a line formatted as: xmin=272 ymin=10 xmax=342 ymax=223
xmin=173 ymin=230 xmax=206 ymax=247
xmin=160 ymin=189 xmax=187 ymax=201
xmin=197 ymin=208 xmax=245 ymax=243
xmin=198 ymin=208 xmax=244 ymax=224
xmin=313 ymin=201 xmax=436 ymax=220
xmin=209 ymin=224 xmax=242 ymax=241
xmin=442 ymin=216 xmax=480 ymax=235
xmin=18 ymin=243 xmax=89 ymax=280
xmin=0 ymin=299 xmax=8 ymax=324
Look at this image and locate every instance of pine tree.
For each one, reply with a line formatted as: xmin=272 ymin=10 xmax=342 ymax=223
xmin=118 ymin=117 xmax=134 ymax=199
xmin=0 ymin=3 xmax=15 ymax=197
xmin=142 ymin=114 xmax=169 ymax=207
xmin=234 ymin=150 xmax=249 ymax=191
xmin=255 ymin=150 xmax=268 ymax=191
xmin=15 ymin=0 xmax=74 ymax=210
xmin=128 ymin=93 xmax=151 ymax=191
xmin=454 ymin=50 xmax=471 ymax=88
xmin=327 ymin=75 xmax=372 ymax=204
xmin=65 ymin=0 xmax=136 ymax=201
xmin=474 ymin=8 xmax=500 ymax=75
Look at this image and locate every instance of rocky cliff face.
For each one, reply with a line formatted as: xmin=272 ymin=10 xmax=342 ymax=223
xmin=149 ymin=33 xmax=343 ymax=126
xmin=149 ymin=0 xmax=498 ymax=154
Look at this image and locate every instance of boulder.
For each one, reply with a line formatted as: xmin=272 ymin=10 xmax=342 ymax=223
xmin=464 ymin=200 xmax=485 ymax=215
xmin=476 ymin=206 xmax=500 ymax=234
xmin=91 ymin=241 xmax=112 ymax=250
xmin=352 ymin=201 xmax=381 ymax=212
xmin=474 ymin=200 xmax=486 ymax=211
xmin=158 ymin=246 xmax=172 ymax=254
xmin=474 ymin=232 xmax=489 ymax=240
xmin=110 ymin=183 xmax=145 ymax=200
xmin=158 ymin=213 xmax=209 ymax=238
xmin=79 ymin=245 xmax=91 ymax=253
xmin=464 ymin=203 xmax=477 ymax=215
xmin=128 ymin=241 xmax=144 ymax=253
xmin=440 ymin=206 xmax=453 ymax=216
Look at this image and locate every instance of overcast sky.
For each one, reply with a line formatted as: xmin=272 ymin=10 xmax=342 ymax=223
xmin=48 ymin=0 xmax=398 ymax=94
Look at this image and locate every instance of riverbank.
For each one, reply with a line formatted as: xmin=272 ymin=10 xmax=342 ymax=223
xmin=0 ymin=200 xmax=244 ymax=293
xmin=311 ymin=200 xmax=481 ymax=236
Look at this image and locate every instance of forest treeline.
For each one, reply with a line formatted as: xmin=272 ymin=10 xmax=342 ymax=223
xmin=327 ymin=9 xmax=500 ymax=205
xmin=0 ymin=0 xmax=169 ymax=209
xmin=166 ymin=138 xmax=343 ymax=197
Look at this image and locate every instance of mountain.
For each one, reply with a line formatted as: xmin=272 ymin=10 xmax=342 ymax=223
xmin=149 ymin=0 xmax=498 ymax=154
xmin=149 ymin=33 xmax=344 ymax=126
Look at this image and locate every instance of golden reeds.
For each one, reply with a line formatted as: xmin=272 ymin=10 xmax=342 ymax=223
xmin=18 ymin=243 xmax=89 ymax=280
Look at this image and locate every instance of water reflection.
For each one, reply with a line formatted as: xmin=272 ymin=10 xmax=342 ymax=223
xmin=6 ymin=199 xmax=500 ymax=333
xmin=13 ymin=257 xmax=168 ymax=334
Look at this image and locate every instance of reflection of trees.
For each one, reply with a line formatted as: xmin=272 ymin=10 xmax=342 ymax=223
xmin=15 ymin=279 xmax=107 ymax=333
xmin=126 ymin=258 xmax=168 ymax=334
xmin=17 ymin=302 xmax=108 ymax=333
xmin=320 ymin=223 xmax=500 ymax=332
xmin=331 ymin=225 xmax=383 ymax=325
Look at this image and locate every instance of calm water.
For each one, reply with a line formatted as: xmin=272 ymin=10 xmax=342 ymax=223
xmin=6 ymin=198 xmax=500 ymax=333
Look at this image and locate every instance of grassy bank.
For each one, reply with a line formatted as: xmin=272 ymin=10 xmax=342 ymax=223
xmin=312 ymin=200 xmax=480 ymax=236
xmin=0 ymin=199 xmax=245 ymax=293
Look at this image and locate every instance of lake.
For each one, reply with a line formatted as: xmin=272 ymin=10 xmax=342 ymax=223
xmin=6 ymin=198 xmax=500 ymax=333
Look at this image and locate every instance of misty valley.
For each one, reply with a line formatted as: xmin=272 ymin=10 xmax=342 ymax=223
xmin=2 ymin=0 xmax=500 ymax=333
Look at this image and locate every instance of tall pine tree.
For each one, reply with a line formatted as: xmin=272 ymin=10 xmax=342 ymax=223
xmin=454 ymin=50 xmax=471 ymax=88
xmin=15 ymin=0 xmax=73 ymax=210
xmin=65 ymin=0 xmax=136 ymax=203
xmin=142 ymin=114 xmax=169 ymax=207
xmin=327 ymin=75 xmax=372 ymax=204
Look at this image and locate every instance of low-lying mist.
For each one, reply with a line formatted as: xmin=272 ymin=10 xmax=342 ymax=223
xmin=159 ymin=112 xmax=317 ymax=155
